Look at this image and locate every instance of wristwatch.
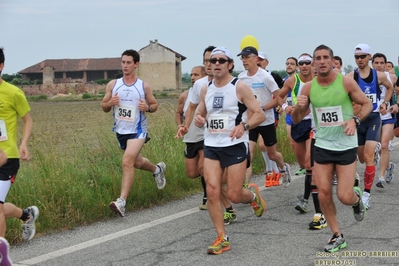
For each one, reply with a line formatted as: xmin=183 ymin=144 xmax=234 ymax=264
xmin=243 ymin=123 xmax=250 ymax=131
xmin=352 ymin=116 xmax=360 ymax=126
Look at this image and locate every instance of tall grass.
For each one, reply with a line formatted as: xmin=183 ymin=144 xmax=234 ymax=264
xmin=6 ymin=100 xmax=294 ymax=243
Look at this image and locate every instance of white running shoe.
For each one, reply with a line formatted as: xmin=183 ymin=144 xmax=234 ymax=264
xmin=22 ymin=206 xmax=39 ymax=241
xmin=154 ymin=162 xmax=166 ymax=189
xmin=109 ymin=197 xmax=126 ymax=217
xmin=362 ymin=191 xmax=370 ymax=210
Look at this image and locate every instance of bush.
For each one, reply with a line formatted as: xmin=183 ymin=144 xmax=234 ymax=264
xmin=82 ymin=93 xmax=92 ymax=99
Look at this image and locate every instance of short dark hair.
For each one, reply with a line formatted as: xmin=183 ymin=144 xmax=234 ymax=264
xmin=122 ymin=49 xmax=140 ymax=63
xmin=203 ymin=46 xmax=216 ymax=59
xmin=286 ymin=56 xmax=298 ymax=66
xmin=387 ymin=61 xmax=394 ymax=68
xmin=372 ymin=53 xmax=387 ymax=63
xmin=313 ymin=44 xmax=334 ymax=58
xmin=0 ymin=47 xmax=4 ymax=65
xmin=333 ymin=56 xmax=342 ymax=66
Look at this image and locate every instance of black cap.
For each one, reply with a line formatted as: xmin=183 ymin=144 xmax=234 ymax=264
xmin=237 ymin=46 xmax=258 ymax=57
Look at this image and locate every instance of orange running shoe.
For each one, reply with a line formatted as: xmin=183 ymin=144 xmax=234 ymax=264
xmin=264 ymin=171 xmax=276 ymax=187
xmin=273 ymin=172 xmax=282 ymax=186
xmin=207 ymin=234 xmax=230 ymax=255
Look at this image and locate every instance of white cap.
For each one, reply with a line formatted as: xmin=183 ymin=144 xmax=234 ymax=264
xmin=258 ymin=51 xmax=268 ymax=61
xmin=354 ymin=44 xmax=371 ymax=55
xmin=211 ymin=46 xmax=233 ymax=59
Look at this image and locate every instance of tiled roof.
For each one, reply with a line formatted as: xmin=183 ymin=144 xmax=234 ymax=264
xmin=19 ymin=58 xmax=121 ymax=74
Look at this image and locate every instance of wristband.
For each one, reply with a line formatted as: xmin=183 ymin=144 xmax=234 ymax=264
xmin=281 ymin=103 xmax=288 ymax=111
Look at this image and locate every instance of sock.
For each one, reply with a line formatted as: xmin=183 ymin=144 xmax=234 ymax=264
xmin=311 ymin=185 xmax=322 ymax=213
xmin=364 ymin=165 xmax=375 ymax=191
xmin=262 ymin=152 xmax=272 ymax=172
xmin=304 ymin=171 xmax=312 ymax=200
xmin=20 ymin=209 xmax=30 ymax=221
xmin=225 ymin=206 xmax=234 ymax=212
xmin=272 ymin=161 xmax=279 ymax=173
xmin=200 ymin=176 xmax=207 ymax=199
xmin=153 ymin=165 xmax=161 ymax=175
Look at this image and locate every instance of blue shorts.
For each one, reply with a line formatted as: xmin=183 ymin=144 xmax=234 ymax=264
xmin=382 ymin=118 xmax=396 ymax=126
xmin=357 ymin=112 xmax=381 ymax=146
xmin=116 ymin=132 xmax=147 ymax=150
xmin=291 ymin=119 xmax=311 ymax=143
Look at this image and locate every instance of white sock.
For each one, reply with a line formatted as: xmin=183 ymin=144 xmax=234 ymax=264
xmin=153 ymin=165 xmax=160 ymax=175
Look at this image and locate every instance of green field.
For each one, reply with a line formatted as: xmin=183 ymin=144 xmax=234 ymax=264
xmin=6 ymin=99 xmax=294 ymax=244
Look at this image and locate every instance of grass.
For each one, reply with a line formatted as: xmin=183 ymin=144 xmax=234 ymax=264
xmin=6 ymin=99 xmax=294 ymax=244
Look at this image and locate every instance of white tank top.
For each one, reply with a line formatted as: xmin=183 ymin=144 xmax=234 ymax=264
xmin=112 ymin=78 xmax=148 ymax=134
xmin=379 ymin=72 xmax=393 ymax=121
xmin=204 ymin=78 xmax=248 ymax=147
xmin=183 ymin=88 xmax=205 ymax=142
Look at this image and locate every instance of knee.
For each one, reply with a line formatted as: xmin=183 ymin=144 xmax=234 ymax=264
xmin=133 ymin=159 xmax=143 ymax=169
xmin=337 ymin=192 xmax=353 ymax=205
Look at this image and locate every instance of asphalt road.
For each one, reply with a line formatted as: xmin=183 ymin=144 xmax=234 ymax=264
xmin=9 ymin=141 xmax=399 ymax=266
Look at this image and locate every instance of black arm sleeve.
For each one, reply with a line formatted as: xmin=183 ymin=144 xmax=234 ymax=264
xmin=271 ymin=72 xmax=284 ymax=88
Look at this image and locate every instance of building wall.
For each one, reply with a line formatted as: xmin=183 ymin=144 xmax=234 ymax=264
xmin=138 ymin=40 xmax=177 ymax=91
xmin=43 ymin=66 xmax=55 ymax=85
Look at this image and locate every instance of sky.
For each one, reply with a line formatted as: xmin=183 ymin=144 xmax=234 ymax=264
xmin=1 ymin=0 xmax=399 ymax=75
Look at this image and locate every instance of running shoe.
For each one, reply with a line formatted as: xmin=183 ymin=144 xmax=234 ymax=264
xmin=281 ymin=163 xmax=291 ymax=188
xmin=0 ymin=237 xmax=12 ymax=266
xmin=295 ymin=168 xmax=306 ymax=175
xmin=223 ymin=211 xmax=237 ymax=225
xmin=309 ymin=213 xmax=327 ymax=230
xmin=324 ymin=233 xmax=347 ymax=253
xmin=295 ymin=195 xmax=308 ymax=213
xmin=353 ymin=187 xmax=366 ymax=222
xmin=332 ymin=174 xmax=338 ymax=185
xmin=388 ymin=140 xmax=393 ymax=151
xmin=362 ymin=191 xmax=370 ymax=210
xmin=386 ymin=162 xmax=395 ymax=183
xmin=207 ymin=234 xmax=230 ymax=255
xmin=199 ymin=197 xmax=208 ymax=210
xmin=374 ymin=142 xmax=381 ymax=166
xmin=153 ymin=162 xmax=166 ymax=189
xmin=109 ymin=197 xmax=126 ymax=217
xmin=376 ymin=178 xmax=385 ymax=188
xmin=248 ymin=183 xmax=266 ymax=217
xmin=273 ymin=172 xmax=281 ymax=186
xmin=22 ymin=206 xmax=39 ymax=241
xmin=264 ymin=171 xmax=275 ymax=187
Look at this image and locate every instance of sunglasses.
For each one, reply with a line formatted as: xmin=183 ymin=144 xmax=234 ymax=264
xmin=354 ymin=54 xmax=368 ymax=60
xmin=298 ymin=61 xmax=311 ymax=66
xmin=209 ymin=58 xmax=229 ymax=64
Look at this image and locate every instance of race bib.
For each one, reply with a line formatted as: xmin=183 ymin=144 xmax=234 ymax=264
xmin=0 ymin=120 xmax=8 ymax=141
xmin=365 ymin=93 xmax=376 ymax=103
xmin=115 ymin=106 xmax=136 ymax=122
xmin=315 ymin=106 xmax=344 ymax=127
xmin=208 ymin=114 xmax=229 ymax=134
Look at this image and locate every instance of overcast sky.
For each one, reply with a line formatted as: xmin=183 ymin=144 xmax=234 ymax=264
xmin=1 ymin=0 xmax=398 ymax=75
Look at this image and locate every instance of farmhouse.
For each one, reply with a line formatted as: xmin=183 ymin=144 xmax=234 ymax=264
xmin=18 ymin=39 xmax=186 ymax=91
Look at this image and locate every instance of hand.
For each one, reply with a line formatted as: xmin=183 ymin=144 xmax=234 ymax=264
xmin=139 ymin=99 xmax=149 ymax=112
xmin=342 ymin=119 xmax=357 ymax=136
xmin=108 ymin=92 xmax=120 ymax=106
xmin=285 ymin=105 xmax=293 ymax=115
xmin=379 ymin=103 xmax=387 ymax=115
xmin=390 ymin=104 xmax=398 ymax=114
xmin=175 ymin=125 xmax=188 ymax=138
xmin=194 ymin=114 xmax=206 ymax=128
xmin=229 ymin=124 xmax=245 ymax=141
xmin=296 ymin=95 xmax=308 ymax=107
xmin=19 ymin=145 xmax=30 ymax=161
